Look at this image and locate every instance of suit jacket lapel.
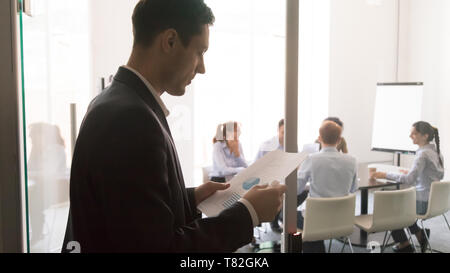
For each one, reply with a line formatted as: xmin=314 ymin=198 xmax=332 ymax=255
xmin=113 ymin=67 xmax=172 ymax=138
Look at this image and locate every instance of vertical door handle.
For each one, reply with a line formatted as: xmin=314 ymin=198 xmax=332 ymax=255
xmin=19 ymin=0 xmax=32 ymax=16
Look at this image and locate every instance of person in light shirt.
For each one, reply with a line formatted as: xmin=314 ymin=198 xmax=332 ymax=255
xmin=372 ymin=121 xmax=444 ymax=253
xmin=255 ymin=119 xmax=285 ymax=161
xmin=315 ymin=117 xmax=348 ymax=154
xmin=209 ymin=121 xmax=248 ymax=182
xmin=297 ymin=120 xmax=358 ymax=253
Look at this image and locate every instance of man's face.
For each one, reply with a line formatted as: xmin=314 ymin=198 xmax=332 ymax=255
xmin=165 ymin=25 xmax=209 ymax=96
xmin=278 ymin=125 xmax=284 ymax=147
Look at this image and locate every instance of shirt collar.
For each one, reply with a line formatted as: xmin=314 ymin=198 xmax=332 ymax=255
xmin=419 ymin=143 xmax=436 ymax=152
xmin=122 ymin=65 xmax=170 ymax=117
xmin=321 ymin=146 xmax=338 ymax=153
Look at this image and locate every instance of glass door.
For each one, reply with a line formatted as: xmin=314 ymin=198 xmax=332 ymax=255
xmin=19 ymin=0 xmax=139 ymax=253
xmin=19 ymin=0 xmax=90 ymax=253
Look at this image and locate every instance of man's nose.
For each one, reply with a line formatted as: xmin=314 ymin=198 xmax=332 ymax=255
xmin=197 ymin=58 xmax=206 ymax=74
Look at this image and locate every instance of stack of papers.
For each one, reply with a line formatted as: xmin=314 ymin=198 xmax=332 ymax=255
xmin=198 ymin=150 xmax=308 ymax=217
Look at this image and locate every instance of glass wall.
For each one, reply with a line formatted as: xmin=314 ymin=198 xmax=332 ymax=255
xmin=19 ymin=0 xmax=330 ymax=252
xmin=191 ymin=0 xmax=330 ymax=186
xmin=20 ymin=0 xmax=90 ymax=252
xmin=192 ymin=0 xmax=287 ymax=186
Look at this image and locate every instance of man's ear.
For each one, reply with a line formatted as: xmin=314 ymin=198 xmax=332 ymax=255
xmin=161 ymin=29 xmax=178 ymax=53
xmin=318 ymin=135 xmax=323 ymax=144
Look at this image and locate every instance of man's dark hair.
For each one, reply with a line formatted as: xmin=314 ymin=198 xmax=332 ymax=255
xmin=278 ymin=119 xmax=284 ymax=129
xmin=132 ymin=0 xmax=215 ymax=48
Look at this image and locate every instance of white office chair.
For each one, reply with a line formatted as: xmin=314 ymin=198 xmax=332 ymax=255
xmin=297 ymin=194 xmax=356 ymax=253
xmin=354 ymin=187 xmax=417 ymax=252
xmin=416 ymin=181 xmax=450 ymax=253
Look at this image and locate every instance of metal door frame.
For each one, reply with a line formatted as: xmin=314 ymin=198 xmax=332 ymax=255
xmin=0 ymin=0 xmax=26 ymax=253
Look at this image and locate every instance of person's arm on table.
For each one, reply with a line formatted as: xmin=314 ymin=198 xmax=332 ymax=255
xmin=372 ymin=155 xmax=425 ymax=187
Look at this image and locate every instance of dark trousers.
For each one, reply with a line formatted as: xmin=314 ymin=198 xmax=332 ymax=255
xmin=210 ymin=176 xmax=226 ymax=183
xmin=278 ymin=190 xmax=309 ymax=226
xmin=391 ymin=200 xmax=429 ymax=244
xmin=271 ymin=191 xmax=309 ymax=228
xmin=391 ymin=222 xmax=422 ymax=243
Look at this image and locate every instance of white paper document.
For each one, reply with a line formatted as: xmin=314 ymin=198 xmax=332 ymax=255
xmin=197 ymin=150 xmax=309 ymax=217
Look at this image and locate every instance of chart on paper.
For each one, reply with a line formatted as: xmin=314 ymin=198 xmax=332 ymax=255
xmin=198 ymin=150 xmax=308 ymax=217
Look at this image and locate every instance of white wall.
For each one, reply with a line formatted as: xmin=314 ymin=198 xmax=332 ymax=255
xmin=298 ymin=0 xmax=330 ymax=148
xmin=329 ymin=0 xmax=399 ymax=163
xmin=89 ymin=0 xmax=137 ymax=98
xmin=329 ymin=0 xmax=449 ymax=178
xmin=397 ymin=0 xmax=450 ymax=178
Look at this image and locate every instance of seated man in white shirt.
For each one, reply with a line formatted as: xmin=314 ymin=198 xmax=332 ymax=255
xmin=255 ymin=119 xmax=285 ymax=161
xmin=296 ymin=120 xmax=358 ymax=253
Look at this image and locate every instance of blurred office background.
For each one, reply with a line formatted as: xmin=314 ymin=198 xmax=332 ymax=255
xmin=17 ymin=0 xmax=450 ymax=252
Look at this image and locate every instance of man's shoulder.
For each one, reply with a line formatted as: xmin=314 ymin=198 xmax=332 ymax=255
xmin=311 ymin=151 xmax=356 ymax=164
xmin=336 ymin=153 xmax=357 ymax=167
xmin=80 ymin=83 xmax=163 ymax=139
xmin=90 ymin=81 xmax=146 ymax=112
xmin=340 ymin=152 xmax=356 ymax=161
xmin=258 ymin=137 xmax=278 ymax=151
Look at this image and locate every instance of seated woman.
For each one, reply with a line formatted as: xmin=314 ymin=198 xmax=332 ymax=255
xmin=209 ymin=121 xmax=248 ymax=182
xmin=372 ymin=121 xmax=444 ymax=253
xmin=315 ymin=117 xmax=348 ymax=153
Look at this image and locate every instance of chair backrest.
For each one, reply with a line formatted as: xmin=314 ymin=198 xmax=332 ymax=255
xmin=202 ymin=166 xmax=212 ymax=184
xmin=424 ymin=181 xmax=450 ymax=219
xmin=371 ymin=187 xmax=416 ymax=232
xmin=302 ymin=194 xmax=356 ymax=242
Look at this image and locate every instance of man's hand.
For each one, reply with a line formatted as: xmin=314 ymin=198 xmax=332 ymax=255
xmin=227 ymin=140 xmax=241 ymax=157
xmin=194 ymin=181 xmax=230 ymax=206
xmin=243 ymin=181 xmax=286 ymax=223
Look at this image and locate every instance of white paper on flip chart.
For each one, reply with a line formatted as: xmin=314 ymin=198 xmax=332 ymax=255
xmin=197 ymin=150 xmax=309 ymax=217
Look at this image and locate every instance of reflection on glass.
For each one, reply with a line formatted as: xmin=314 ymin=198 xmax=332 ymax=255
xmin=22 ymin=0 xmax=89 ymax=252
xmin=18 ymin=0 xmax=448 ymax=253
xmin=27 ymin=123 xmax=69 ymax=249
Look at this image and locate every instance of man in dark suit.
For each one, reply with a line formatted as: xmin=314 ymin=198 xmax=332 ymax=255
xmin=62 ymin=0 xmax=286 ymax=252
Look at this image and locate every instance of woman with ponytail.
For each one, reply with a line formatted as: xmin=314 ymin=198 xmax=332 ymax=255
xmin=372 ymin=121 xmax=445 ymax=252
xmin=209 ymin=121 xmax=248 ymax=182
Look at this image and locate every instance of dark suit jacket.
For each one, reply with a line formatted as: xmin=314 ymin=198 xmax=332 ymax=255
xmin=62 ymin=67 xmax=253 ymax=252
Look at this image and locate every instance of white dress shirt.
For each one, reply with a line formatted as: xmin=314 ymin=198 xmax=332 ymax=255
xmin=255 ymin=136 xmax=283 ymax=162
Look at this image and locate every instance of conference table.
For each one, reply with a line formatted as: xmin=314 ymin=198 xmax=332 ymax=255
xmin=348 ymin=164 xmax=404 ymax=247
